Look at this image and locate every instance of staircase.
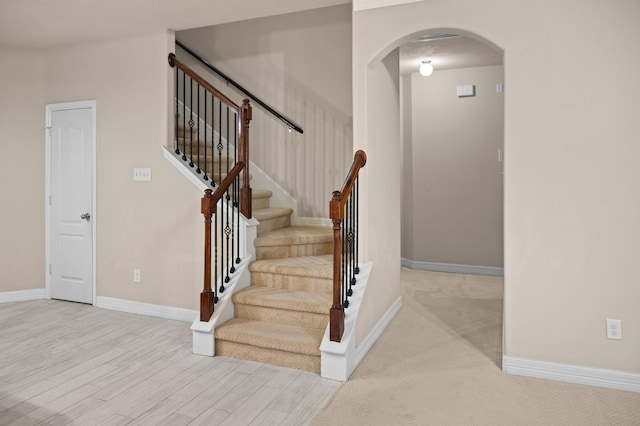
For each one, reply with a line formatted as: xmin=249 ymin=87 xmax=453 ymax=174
xmin=168 ymin=50 xmax=366 ymax=377
xmin=215 ymin=190 xmax=333 ymax=373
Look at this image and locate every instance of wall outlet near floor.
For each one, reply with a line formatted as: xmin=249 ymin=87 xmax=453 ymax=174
xmin=606 ymin=319 xmax=622 ymax=340
xmin=133 ymin=268 xmax=141 ymax=283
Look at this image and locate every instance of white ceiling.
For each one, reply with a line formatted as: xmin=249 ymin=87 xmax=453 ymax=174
xmin=0 ymin=2 xmax=502 ymax=75
xmin=399 ymin=34 xmax=503 ymax=75
xmin=0 ymin=0 xmax=350 ymax=48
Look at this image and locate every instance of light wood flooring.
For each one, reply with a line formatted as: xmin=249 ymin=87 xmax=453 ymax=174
xmin=0 ymin=300 xmax=341 ymax=425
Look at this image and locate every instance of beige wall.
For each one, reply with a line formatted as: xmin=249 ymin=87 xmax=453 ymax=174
xmin=355 ymin=0 xmax=640 ymax=373
xmin=177 ymin=5 xmax=353 ymax=217
xmin=403 ymin=66 xmax=504 ymax=267
xmin=0 ymin=46 xmax=46 ymax=292
xmin=44 ymin=32 xmax=203 ymax=310
xmin=354 ymin=47 xmax=403 ymax=344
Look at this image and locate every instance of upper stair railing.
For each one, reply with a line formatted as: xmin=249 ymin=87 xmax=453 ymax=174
xmin=168 ymin=53 xmax=252 ymax=322
xmin=329 ymin=150 xmax=367 ymax=342
xmin=176 ymin=40 xmax=303 ymax=135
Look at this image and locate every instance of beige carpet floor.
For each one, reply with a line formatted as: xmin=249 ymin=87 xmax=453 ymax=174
xmin=313 ymin=267 xmax=640 ymax=425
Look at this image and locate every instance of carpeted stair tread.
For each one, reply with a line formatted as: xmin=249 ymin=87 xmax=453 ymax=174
xmin=233 ymin=286 xmax=331 ymax=314
xmin=254 ymin=226 xmax=332 ymax=247
xmin=252 ymin=190 xmax=273 ymax=210
xmin=215 ymin=318 xmax=324 ymax=356
xmin=253 ymin=207 xmax=293 ymax=221
xmin=253 ymin=189 xmax=273 ymax=200
xmin=249 ymin=255 xmax=333 ymax=279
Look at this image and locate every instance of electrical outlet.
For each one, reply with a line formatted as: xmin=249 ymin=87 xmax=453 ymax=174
xmin=133 ymin=269 xmax=141 ymax=283
xmin=133 ymin=168 xmax=152 ymax=181
xmin=606 ymin=319 xmax=622 ymax=340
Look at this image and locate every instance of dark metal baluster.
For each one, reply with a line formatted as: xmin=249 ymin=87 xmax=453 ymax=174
xmin=355 ymin=177 xmax=360 ymax=275
xmin=174 ymin=68 xmax=179 ymax=155
xmin=214 ymin=197 xmax=218 ymax=298
xmin=348 ymin=194 xmax=352 ymax=293
xmin=219 ymin=195 xmax=225 ymax=294
xmin=350 ymin=191 xmax=356 ymax=292
xmin=189 ymin=79 xmax=194 ymax=168
xmin=203 ymin=92 xmax=209 ymax=182
xmin=235 ymin=112 xmax=241 ymax=265
xmin=224 ymin=192 xmax=231 ymax=282
xmin=182 ymin=71 xmax=186 ymax=161
xmin=342 ymin=216 xmax=349 ymax=308
xmin=347 ymin=193 xmax=356 ymax=296
xmin=217 ymin=100 xmax=223 ymax=187
xmin=211 ymin=98 xmax=216 ymax=187
xmin=196 ymin=84 xmax=201 ymax=174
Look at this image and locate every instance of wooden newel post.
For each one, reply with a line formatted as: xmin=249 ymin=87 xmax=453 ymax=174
xmin=200 ymin=189 xmax=216 ymax=322
xmin=239 ymin=99 xmax=253 ymax=219
xmin=329 ymin=191 xmax=344 ymax=342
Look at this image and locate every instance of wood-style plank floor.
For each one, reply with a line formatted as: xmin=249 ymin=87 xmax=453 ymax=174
xmin=0 ymin=300 xmax=341 ymax=425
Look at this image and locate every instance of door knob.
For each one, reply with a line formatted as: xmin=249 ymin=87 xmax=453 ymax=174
xmin=81 ymin=213 xmax=91 ymax=221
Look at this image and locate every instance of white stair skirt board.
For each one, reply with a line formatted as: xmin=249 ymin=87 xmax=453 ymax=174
xmin=401 ymin=258 xmax=504 ymax=277
xmin=320 ymin=262 xmax=403 ymax=381
xmin=192 ymin=256 xmax=254 ymax=356
xmin=162 ymin=145 xmax=298 ymax=224
xmin=0 ymin=289 xmax=47 ymax=304
xmin=162 ymin=146 xmax=208 ymax=192
xmin=95 ymin=296 xmax=198 ymax=323
xmin=503 ymin=356 xmax=640 ymax=394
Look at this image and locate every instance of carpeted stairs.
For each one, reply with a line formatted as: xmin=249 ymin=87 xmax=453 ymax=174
xmin=177 ymin=122 xmax=333 ymax=373
xmin=213 ymin=188 xmax=333 ymax=373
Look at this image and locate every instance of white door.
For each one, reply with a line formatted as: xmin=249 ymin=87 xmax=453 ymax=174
xmin=48 ymin=104 xmax=95 ymax=304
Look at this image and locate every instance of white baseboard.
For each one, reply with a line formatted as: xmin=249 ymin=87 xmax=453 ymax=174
xmin=503 ymin=356 xmax=640 ymax=393
xmin=401 ymin=258 xmax=503 ymax=276
xmin=0 ymin=289 xmax=47 ymax=303
xmin=353 ymin=295 xmax=403 ymax=368
xmin=321 ymin=261 xmax=403 ymax=381
xmin=95 ymin=296 xmax=198 ymax=323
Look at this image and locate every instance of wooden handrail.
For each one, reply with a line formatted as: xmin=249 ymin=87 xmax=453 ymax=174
xmin=330 ymin=150 xmax=367 ymax=218
xmin=175 ymin=40 xmax=304 ymax=134
xmin=329 ymin=150 xmax=367 ymax=342
xmin=169 ymin=53 xmax=239 ymax=114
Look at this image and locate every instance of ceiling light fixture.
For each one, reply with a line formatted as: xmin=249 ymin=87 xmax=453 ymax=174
xmin=420 ymin=60 xmax=433 ymax=77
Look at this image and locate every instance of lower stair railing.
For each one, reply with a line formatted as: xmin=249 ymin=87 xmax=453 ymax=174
xmin=168 ymin=53 xmax=253 ymax=322
xmin=329 ymin=150 xmax=367 ymax=342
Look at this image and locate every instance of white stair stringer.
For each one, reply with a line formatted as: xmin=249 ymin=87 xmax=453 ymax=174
xmin=162 ymin=145 xmax=298 ymax=223
xmin=320 ymin=262 xmax=403 ymax=381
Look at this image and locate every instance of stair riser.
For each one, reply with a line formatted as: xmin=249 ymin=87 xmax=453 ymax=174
xmin=251 ymin=272 xmax=332 ymax=294
xmin=256 ymin=242 xmax=332 ymax=260
xmin=235 ymin=304 xmax=328 ymax=330
xmin=257 ymin=215 xmax=291 ymax=236
xmin=215 ymin=340 xmax=320 ymax=373
xmin=253 ymin=197 xmax=270 ymax=210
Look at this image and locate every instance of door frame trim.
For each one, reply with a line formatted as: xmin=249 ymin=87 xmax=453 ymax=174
xmin=45 ymin=100 xmax=97 ymax=305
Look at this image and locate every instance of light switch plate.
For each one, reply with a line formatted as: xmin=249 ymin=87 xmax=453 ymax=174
xmin=133 ymin=168 xmax=151 ymax=181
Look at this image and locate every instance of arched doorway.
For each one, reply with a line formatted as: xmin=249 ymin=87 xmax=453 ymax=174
xmin=352 ymin=25 xmax=506 ymax=367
